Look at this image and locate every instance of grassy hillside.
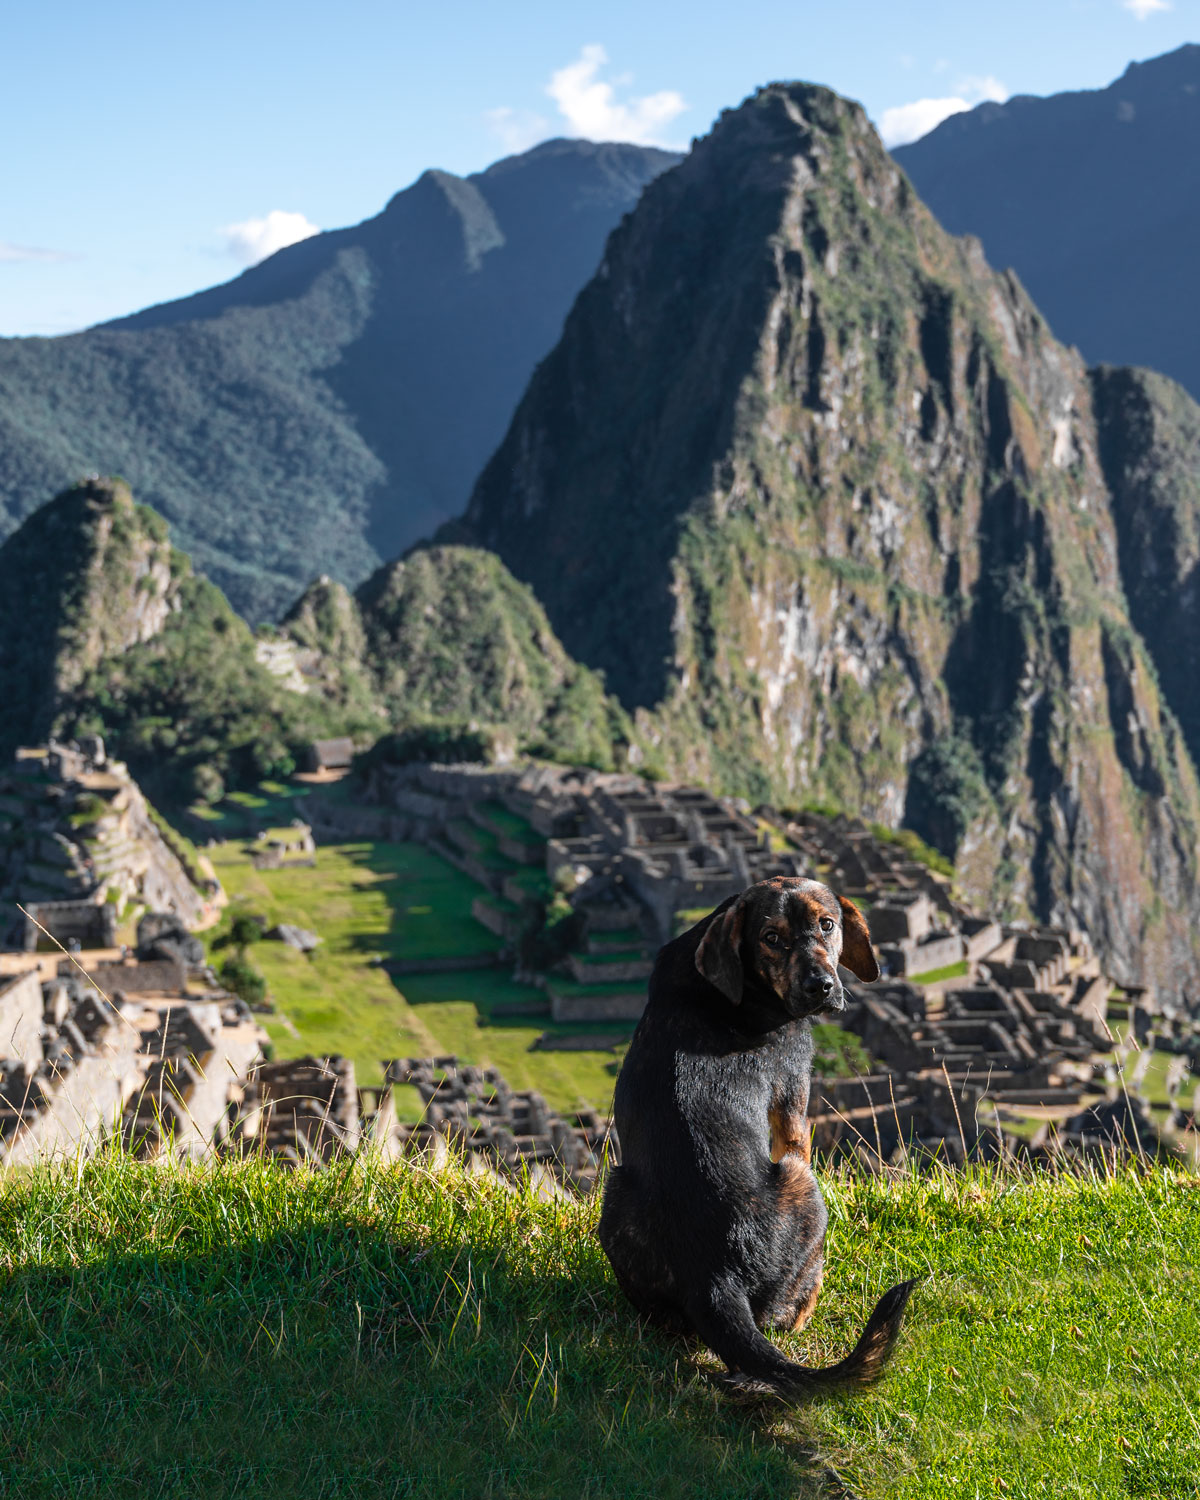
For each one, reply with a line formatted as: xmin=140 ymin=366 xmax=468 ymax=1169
xmin=205 ymin=832 xmax=628 ymax=1109
xmin=0 ymin=1154 xmax=1194 ymax=1498
xmin=356 ymin=546 xmax=630 ymax=770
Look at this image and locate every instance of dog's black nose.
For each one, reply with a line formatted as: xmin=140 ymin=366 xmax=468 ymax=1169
xmin=803 ymin=972 xmax=835 ymax=1001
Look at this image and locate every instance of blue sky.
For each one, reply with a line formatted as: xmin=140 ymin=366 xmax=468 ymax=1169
xmin=3 ymin=0 xmax=1195 ymax=335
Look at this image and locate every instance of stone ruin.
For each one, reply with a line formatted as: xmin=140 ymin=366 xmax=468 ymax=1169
xmin=0 ymin=955 xmax=264 ymax=1166
xmin=346 ymin=759 xmax=1190 ymax=1169
xmin=0 ymin=740 xmax=220 ymax=946
xmin=369 ymin=1056 xmax=613 ymax=1196
xmin=1 ymin=739 xmax=1188 ymax=1178
xmin=251 ymin=822 xmax=317 ymax=871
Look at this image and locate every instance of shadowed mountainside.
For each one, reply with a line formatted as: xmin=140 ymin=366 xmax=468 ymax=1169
xmin=894 ymin=44 xmax=1200 ymax=404
xmin=0 ymin=140 xmax=677 ymax=622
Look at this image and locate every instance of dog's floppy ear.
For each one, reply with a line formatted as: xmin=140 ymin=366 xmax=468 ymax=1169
xmin=695 ymin=895 xmax=747 ymax=1004
xmin=837 ymin=895 xmax=879 ymax=982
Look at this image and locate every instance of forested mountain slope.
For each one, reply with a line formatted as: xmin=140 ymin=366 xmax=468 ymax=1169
xmin=0 ymin=140 xmax=676 ymax=621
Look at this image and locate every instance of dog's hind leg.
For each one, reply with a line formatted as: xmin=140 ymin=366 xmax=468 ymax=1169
xmin=687 ymin=1283 xmax=810 ymax=1382
xmin=598 ymin=1168 xmax=689 ymax=1332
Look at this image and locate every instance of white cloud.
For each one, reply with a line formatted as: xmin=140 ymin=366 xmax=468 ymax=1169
xmin=879 ymin=75 xmax=1008 ymax=148
xmin=219 ymin=209 xmax=320 ymax=266
xmin=545 ymin=44 xmax=686 ymax=146
xmin=485 ymin=106 xmax=551 ymax=154
xmin=1123 ymin=0 xmax=1170 ymax=17
xmin=0 ymin=241 xmax=73 ymax=264
xmin=957 ymin=75 xmax=1009 ymax=104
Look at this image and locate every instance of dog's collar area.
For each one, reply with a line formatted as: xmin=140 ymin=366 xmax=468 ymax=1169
xmin=727 ymin=976 xmax=826 ymax=1032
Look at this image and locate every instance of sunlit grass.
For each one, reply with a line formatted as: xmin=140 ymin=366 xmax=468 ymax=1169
xmin=0 ymin=1153 xmax=1195 ymax=1498
xmin=206 ymin=839 xmax=625 ymax=1110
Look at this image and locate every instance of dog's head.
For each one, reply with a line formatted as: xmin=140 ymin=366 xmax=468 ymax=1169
xmin=694 ymin=876 xmax=878 ymax=1017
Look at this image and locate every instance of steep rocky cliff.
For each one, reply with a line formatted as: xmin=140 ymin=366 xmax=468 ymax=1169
xmin=1091 ymin=365 xmax=1200 ymax=775
xmin=458 ymin=83 xmax=1200 ymax=1000
xmin=0 ymin=480 xmax=371 ymax=798
xmin=0 ymin=479 xmax=179 ymax=755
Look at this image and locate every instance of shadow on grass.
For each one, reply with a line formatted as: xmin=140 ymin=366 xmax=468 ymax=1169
xmin=0 ymin=1191 xmax=849 ymax=1500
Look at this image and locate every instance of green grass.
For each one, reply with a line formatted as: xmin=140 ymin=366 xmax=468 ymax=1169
xmin=185 ymin=780 xmax=314 ymax=835
xmin=207 ymin=838 xmax=625 ymax=1112
xmin=0 ymin=1154 xmax=1196 ymax=1498
xmin=546 ymin=976 xmax=645 ymax=1001
xmin=573 ymin=949 xmax=648 ymax=967
xmin=476 ymin=800 xmax=543 ymax=846
xmin=908 ymin=960 xmax=970 ymax=986
xmin=674 ymin=907 xmax=712 ymax=935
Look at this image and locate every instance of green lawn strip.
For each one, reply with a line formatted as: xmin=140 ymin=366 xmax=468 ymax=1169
xmin=476 ymin=799 xmax=544 ymax=847
xmin=908 ymin=959 xmax=970 ymax=986
xmin=206 ymin=838 xmax=503 ymax=1086
xmin=206 ymin=836 xmax=624 ymax=1111
xmin=546 ymin=976 xmax=647 ymax=1001
xmin=573 ymin=949 xmax=648 ymax=967
xmin=211 ymin=837 xmax=501 ymax=965
xmin=588 ymin=926 xmax=644 ymax=947
xmin=396 ymin=975 xmax=621 ymax=1115
xmin=1 ymin=1158 xmax=1196 ymax=1499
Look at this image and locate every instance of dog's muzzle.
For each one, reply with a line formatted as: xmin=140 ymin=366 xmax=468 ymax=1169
xmin=797 ymin=970 xmax=844 ymax=1015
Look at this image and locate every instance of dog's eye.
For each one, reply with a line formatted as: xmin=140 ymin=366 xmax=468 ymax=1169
xmin=819 ymin=917 xmax=835 ymax=933
xmin=763 ymin=931 xmax=780 ymax=947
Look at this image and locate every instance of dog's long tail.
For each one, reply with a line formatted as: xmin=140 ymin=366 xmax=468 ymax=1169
xmin=697 ymin=1280 xmax=915 ymax=1402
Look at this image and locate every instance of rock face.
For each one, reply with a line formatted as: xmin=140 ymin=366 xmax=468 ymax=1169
xmin=1090 ymin=365 xmax=1200 ymax=776
xmin=457 ymin=82 xmax=1200 ymax=1001
xmin=0 ymin=479 xmax=180 ymax=755
xmin=0 ymin=479 xmax=378 ymax=798
xmin=894 ymin=44 xmax=1200 ymax=406
xmin=0 ymin=140 xmax=677 ymax=621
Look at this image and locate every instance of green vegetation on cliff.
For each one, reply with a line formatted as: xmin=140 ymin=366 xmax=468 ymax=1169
xmin=356 ymin=546 xmax=629 ymax=771
xmin=0 ymin=482 xmax=632 ymax=797
xmin=1 ymin=1153 xmax=1194 ymax=1498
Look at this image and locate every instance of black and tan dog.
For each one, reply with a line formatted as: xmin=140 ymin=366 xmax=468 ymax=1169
xmin=598 ymin=876 xmax=913 ymax=1399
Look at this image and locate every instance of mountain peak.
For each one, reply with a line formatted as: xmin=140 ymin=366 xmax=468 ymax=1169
xmin=456 ymin=76 xmax=1200 ymax=1002
xmin=0 ymin=138 xmax=677 ymax=622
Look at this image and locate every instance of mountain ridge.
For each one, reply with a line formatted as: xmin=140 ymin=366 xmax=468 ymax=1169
xmin=0 ymin=139 xmax=678 ymax=621
xmin=893 ymin=43 xmax=1200 ymax=404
